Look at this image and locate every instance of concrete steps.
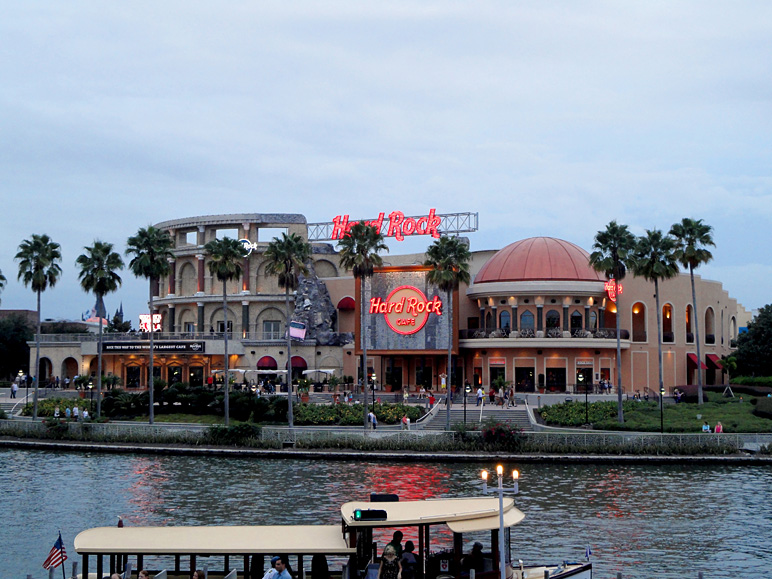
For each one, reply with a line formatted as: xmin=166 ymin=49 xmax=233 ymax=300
xmin=422 ymin=402 xmax=533 ymax=431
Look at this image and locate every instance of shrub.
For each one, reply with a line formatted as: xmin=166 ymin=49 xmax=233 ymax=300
xmin=205 ymin=423 xmax=261 ymax=446
xmin=481 ymin=420 xmax=524 ymax=451
xmin=753 ymin=396 xmax=772 ymax=419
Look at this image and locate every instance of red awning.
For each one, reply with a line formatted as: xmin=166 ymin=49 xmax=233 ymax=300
xmin=706 ymin=354 xmax=723 ymax=369
xmin=286 ymin=356 xmax=307 ymax=369
xmin=337 ymin=297 xmax=356 ymax=311
xmin=256 ymin=356 xmax=277 ymax=369
xmin=687 ymin=353 xmax=708 ymax=370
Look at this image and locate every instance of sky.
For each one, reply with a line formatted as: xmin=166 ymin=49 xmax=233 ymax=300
xmin=1 ymin=1 xmax=771 ymax=325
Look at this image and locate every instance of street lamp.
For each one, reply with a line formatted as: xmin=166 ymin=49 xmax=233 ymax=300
xmin=88 ymin=380 xmax=94 ymax=412
xmin=660 ymin=385 xmax=665 ymax=433
xmin=481 ymin=465 xmax=519 ymax=579
xmin=18 ymin=370 xmax=26 ymax=402
xmin=464 ymin=382 xmax=471 ymax=423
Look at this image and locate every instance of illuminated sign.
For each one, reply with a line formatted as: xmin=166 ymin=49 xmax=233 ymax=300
xmin=370 ymin=285 xmax=443 ymax=335
xmin=332 ymin=209 xmax=442 ymax=241
xmin=604 ymin=281 xmax=623 ymax=303
xmin=239 ymin=238 xmax=258 ymax=255
xmin=102 ymin=341 xmax=205 ymax=353
xmin=139 ymin=314 xmax=162 ymax=332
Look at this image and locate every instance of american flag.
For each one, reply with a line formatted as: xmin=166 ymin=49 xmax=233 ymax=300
xmin=42 ymin=532 xmax=68 ymax=569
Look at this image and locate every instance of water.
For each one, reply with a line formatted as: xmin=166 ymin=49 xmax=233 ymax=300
xmin=3 ymin=448 xmax=771 ymax=579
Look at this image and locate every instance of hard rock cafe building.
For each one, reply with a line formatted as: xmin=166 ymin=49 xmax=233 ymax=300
xmin=33 ymin=211 xmax=751 ymax=396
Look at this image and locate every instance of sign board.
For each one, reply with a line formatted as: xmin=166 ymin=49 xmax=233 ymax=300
xmin=102 ymin=342 xmax=206 ymax=353
xmin=138 ymin=314 xmax=162 ymax=332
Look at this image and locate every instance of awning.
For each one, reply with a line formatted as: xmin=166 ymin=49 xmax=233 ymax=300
xmin=337 ymin=297 xmax=356 ymax=311
xmin=286 ymin=356 xmax=307 ymax=369
xmin=687 ymin=353 xmax=708 ymax=370
xmin=706 ymin=354 xmax=724 ymax=370
xmin=257 ymin=356 xmax=277 ymax=369
xmin=303 ymin=368 xmax=337 ymax=376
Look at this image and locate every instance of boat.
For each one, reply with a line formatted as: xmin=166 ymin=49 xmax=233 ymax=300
xmin=73 ymin=495 xmax=591 ymax=579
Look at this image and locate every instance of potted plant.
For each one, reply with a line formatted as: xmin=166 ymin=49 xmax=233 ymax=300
xmin=298 ymin=378 xmax=312 ymax=403
xmin=328 ymin=374 xmax=341 ymax=393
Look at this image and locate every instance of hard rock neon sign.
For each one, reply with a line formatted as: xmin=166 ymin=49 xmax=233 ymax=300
xmin=605 ymin=281 xmax=623 ymax=303
xmin=139 ymin=314 xmax=162 ymax=332
xmin=332 ymin=209 xmax=442 ymax=241
xmin=369 ymin=285 xmax=443 ymax=335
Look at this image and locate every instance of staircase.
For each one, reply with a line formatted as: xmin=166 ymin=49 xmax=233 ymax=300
xmin=422 ymin=400 xmax=533 ymax=431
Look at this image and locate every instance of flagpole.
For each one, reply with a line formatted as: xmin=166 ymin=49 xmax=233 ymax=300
xmin=59 ymin=531 xmax=66 ymax=579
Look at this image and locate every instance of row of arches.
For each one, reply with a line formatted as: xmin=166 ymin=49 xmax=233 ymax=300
xmin=631 ymin=303 xmax=737 ymax=345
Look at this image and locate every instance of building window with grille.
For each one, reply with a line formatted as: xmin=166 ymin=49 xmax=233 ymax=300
xmin=263 ymin=320 xmax=282 ymax=340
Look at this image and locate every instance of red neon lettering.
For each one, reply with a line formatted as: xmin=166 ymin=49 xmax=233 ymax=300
xmin=415 ymin=216 xmax=428 ymax=234
xmin=387 ymin=211 xmax=405 ymax=241
xmin=403 ymin=218 xmax=416 ymax=235
xmin=426 ymin=208 xmax=441 ymax=238
xmin=331 ymin=215 xmax=349 ymax=240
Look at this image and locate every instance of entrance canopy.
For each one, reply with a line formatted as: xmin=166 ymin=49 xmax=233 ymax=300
xmin=687 ymin=353 xmax=708 ymax=370
xmin=706 ymin=353 xmax=723 ymax=370
xmin=257 ymin=356 xmax=278 ymax=369
xmin=286 ymin=356 xmax=307 ymax=369
xmin=303 ymin=368 xmax=337 ymax=377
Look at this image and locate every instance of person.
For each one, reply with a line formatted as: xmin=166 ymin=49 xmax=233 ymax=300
xmin=403 ymin=388 xmax=409 ymax=404
xmin=476 ymin=387 xmax=483 ymax=406
xmin=385 ymin=530 xmax=403 ymax=558
xmin=714 ymin=421 xmax=724 ymax=433
xmin=489 ymin=387 xmax=495 ymax=404
xmin=401 ymin=415 xmax=410 ymax=430
xmin=263 ymin=557 xmax=281 ymax=579
xmin=368 ymin=410 xmax=377 ymax=430
xmin=65 ymin=407 xmax=71 ymax=419
xmin=10 ymin=381 xmax=18 ymax=398
xmin=507 ymin=386 xmax=516 ymax=408
xmin=400 ymin=540 xmax=418 ymax=579
xmin=193 ymin=570 xmax=205 ymax=579
xmin=419 ymin=386 xmax=426 ymax=399
xmin=64 ymin=377 xmax=70 ymax=389
xmin=54 ymin=406 xmax=60 ymax=418
xmin=378 ymin=544 xmax=401 ymax=579
xmin=139 ymin=571 xmax=150 ymax=579
xmin=83 ymin=408 xmax=90 ymax=421
xmin=497 ymin=387 xmax=505 ymax=406
xmin=274 ymin=556 xmax=292 ymax=579
xmin=461 ymin=542 xmax=485 ymax=574
xmin=702 ymin=421 xmax=711 ymax=433
xmin=73 ymin=406 xmax=80 ymax=420
xmin=311 ymin=554 xmax=330 ymax=579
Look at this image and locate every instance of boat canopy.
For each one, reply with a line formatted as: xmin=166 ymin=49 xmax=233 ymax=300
xmin=341 ymin=497 xmax=524 ymax=531
xmin=74 ymin=525 xmax=355 ymax=556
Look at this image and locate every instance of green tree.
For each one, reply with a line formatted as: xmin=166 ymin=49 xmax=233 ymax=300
xmin=204 ymin=236 xmax=245 ymax=426
xmin=0 ymin=269 xmax=6 ymax=302
xmin=631 ymin=229 xmax=679 ymax=423
xmin=425 ymin=236 xmax=471 ymax=431
xmin=126 ymin=226 xmax=174 ymax=424
xmin=264 ymin=232 xmax=312 ymax=428
xmin=338 ymin=222 xmax=389 ymax=429
xmin=0 ymin=314 xmax=32 ymax=380
xmin=589 ymin=221 xmax=636 ymax=424
xmin=670 ymin=218 xmax=715 ymax=405
xmin=15 ymin=234 xmax=62 ymax=419
xmin=76 ymin=240 xmax=124 ymax=418
xmin=107 ymin=306 xmax=132 ymax=333
xmin=732 ymin=304 xmax=772 ymax=377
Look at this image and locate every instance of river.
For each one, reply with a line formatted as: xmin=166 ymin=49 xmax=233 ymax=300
xmin=3 ymin=448 xmax=771 ymax=579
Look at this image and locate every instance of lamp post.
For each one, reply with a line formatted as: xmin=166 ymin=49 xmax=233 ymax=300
xmin=464 ymin=382 xmax=471 ymax=423
xmin=584 ymin=380 xmax=590 ymax=426
xmin=481 ymin=465 xmax=519 ymax=579
xmin=88 ymin=380 xmax=94 ymax=412
xmin=18 ymin=370 xmax=26 ymax=402
xmin=659 ymin=385 xmax=665 ymax=433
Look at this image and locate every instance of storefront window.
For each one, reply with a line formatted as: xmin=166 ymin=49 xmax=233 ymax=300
xmin=126 ymin=366 xmax=141 ymax=389
xmin=168 ymin=366 xmax=183 ymax=385
xmin=520 ymin=311 xmax=534 ymax=331
xmin=189 ymin=366 xmax=204 ymax=387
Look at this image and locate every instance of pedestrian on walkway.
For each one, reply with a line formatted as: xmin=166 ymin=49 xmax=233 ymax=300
xmin=10 ymin=381 xmax=18 ymax=399
xmin=476 ymin=387 xmax=483 ymax=406
xmin=368 ymin=410 xmax=377 ymax=430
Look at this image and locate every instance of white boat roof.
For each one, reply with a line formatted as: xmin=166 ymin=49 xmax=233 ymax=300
xmin=341 ymin=497 xmax=525 ymax=531
xmin=74 ymin=525 xmax=354 ymax=556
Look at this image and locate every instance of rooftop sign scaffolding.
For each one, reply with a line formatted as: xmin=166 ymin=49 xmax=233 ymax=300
xmin=307 ymin=211 xmax=478 ymax=242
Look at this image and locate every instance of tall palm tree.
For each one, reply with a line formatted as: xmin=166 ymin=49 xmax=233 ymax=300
xmin=264 ymin=232 xmax=312 ymax=429
xmin=589 ymin=220 xmax=636 ymax=424
xmin=670 ymin=218 xmax=715 ymax=405
xmin=0 ymin=270 xmax=6 ymax=302
xmin=425 ymin=236 xmax=471 ymax=431
xmin=204 ymin=237 xmax=245 ymax=426
xmin=631 ymin=229 xmax=679 ymax=424
xmin=126 ymin=226 xmax=174 ymax=424
xmin=76 ymin=240 xmax=124 ymax=418
xmin=15 ymin=234 xmax=62 ymax=419
xmin=337 ymin=222 xmax=389 ymax=429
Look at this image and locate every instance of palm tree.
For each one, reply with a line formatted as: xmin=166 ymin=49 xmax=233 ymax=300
xmin=337 ymin=222 xmax=389 ymax=429
xmin=204 ymin=237 xmax=245 ymax=426
xmin=126 ymin=226 xmax=174 ymax=424
xmin=15 ymin=234 xmax=62 ymax=419
xmin=425 ymin=236 xmax=471 ymax=431
xmin=589 ymin=220 xmax=636 ymax=424
xmin=264 ymin=232 xmax=312 ymax=429
xmin=0 ymin=270 xmax=6 ymax=302
xmin=670 ymin=218 xmax=715 ymax=405
xmin=631 ymin=230 xmax=679 ymax=424
xmin=76 ymin=240 xmax=124 ymax=418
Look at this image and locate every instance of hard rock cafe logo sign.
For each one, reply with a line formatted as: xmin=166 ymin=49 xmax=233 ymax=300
xmin=369 ymin=286 xmax=443 ymax=335
xmin=605 ymin=280 xmax=623 ymax=303
xmin=332 ymin=209 xmax=442 ymax=241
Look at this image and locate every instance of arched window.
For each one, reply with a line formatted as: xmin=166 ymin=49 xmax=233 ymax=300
xmin=685 ymin=305 xmax=694 ymax=343
xmin=570 ymin=310 xmax=583 ymax=333
xmin=589 ymin=311 xmax=598 ymax=331
xmin=485 ymin=311 xmax=494 ymax=331
xmin=662 ymin=304 xmax=674 ymax=343
xmin=500 ymin=310 xmax=511 ymax=333
xmin=705 ymin=307 xmax=715 ymax=344
xmin=520 ymin=311 xmax=534 ymax=331
xmin=545 ymin=310 xmax=560 ymax=329
xmin=632 ymin=302 xmax=646 ymax=342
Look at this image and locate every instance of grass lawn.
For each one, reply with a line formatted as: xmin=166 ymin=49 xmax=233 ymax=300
xmin=596 ymin=392 xmax=772 ymax=433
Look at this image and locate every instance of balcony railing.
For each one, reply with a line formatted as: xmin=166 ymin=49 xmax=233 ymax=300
xmin=705 ymin=334 xmax=716 ymax=345
xmin=632 ymin=331 xmax=647 ymax=342
xmin=459 ymin=328 xmax=629 ymax=340
xmin=663 ymin=332 xmax=674 ymax=343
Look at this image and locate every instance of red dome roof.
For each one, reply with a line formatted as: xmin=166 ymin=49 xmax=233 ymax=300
xmin=475 ymin=237 xmax=604 ymax=283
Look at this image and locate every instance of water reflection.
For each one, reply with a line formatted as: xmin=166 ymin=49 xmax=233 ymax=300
xmin=3 ymin=449 xmax=772 ymax=579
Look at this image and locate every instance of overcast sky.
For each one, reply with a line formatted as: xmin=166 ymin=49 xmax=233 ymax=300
xmin=1 ymin=1 xmax=770 ymax=325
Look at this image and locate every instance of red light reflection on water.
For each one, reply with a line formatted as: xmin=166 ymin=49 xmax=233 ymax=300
xmin=362 ymin=463 xmax=454 ymax=552
xmin=122 ymin=458 xmax=172 ymax=526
